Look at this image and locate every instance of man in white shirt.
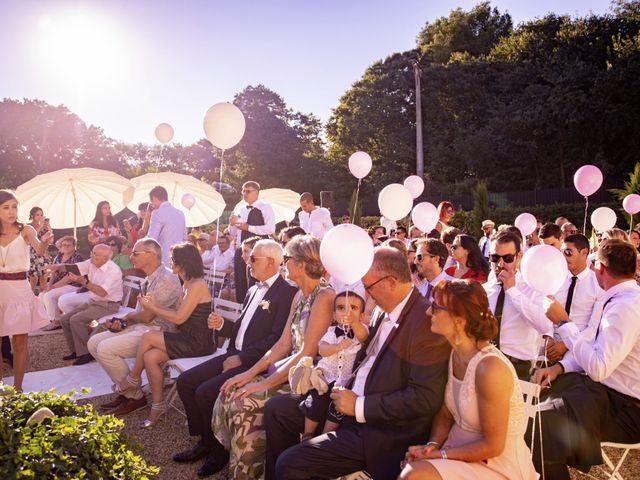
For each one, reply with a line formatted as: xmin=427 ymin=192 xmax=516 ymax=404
xmin=541 ymin=233 xmax=603 ymax=364
xmin=264 ymin=246 xmax=450 ymax=479
xmin=532 ymin=239 xmax=640 ymax=478
xmin=298 ymin=192 xmax=333 ymax=240
xmin=147 ymin=185 xmax=186 ymax=266
xmin=483 ymin=230 xmax=553 ymax=378
xmin=414 ymin=238 xmax=453 ymax=301
xmin=229 ymin=181 xmax=276 ymax=302
xmin=202 ymin=234 xmax=234 ymax=271
xmin=478 ymin=219 xmax=494 ymax=260
xmin=55 ymin=244 xmax=124 ymax=365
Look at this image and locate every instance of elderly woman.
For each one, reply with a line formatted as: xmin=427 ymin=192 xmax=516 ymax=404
xmin=205 ymin=234 xmax=334 ymax=478
xmin=40 ymin=236 xmax=84 ymax=330
xmin=114 ymin=242 xmax=214 ymax=428
xmin=399 ymin=280 xmax=537 ymax=480
xmin=105 ymin=235 xmax=133 ymax=271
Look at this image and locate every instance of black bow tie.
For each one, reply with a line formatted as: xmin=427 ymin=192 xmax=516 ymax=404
xmin=334 ymin=325 xmax=355 ymax=339
xmin=247 ymin=205 xmax=254 ymax=209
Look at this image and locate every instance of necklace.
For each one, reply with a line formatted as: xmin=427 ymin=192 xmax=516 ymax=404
xmin=0 ymin=242 xmax=9 ymax=268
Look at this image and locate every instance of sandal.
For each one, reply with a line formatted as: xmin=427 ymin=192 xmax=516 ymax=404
xmin=142 ymin=402 xmax=166 ymax=429
xmin=112 ymin=374 xmax=140 ymax=394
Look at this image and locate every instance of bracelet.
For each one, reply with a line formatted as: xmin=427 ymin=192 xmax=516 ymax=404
xmin=440 ymin=448 xmax=448 ymax=460
xmin=426 ymin=441 xmax=440 ymax=448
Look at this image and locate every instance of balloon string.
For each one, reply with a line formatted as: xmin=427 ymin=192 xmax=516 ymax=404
xmin=352 ymin=179 xmax=361 ymax=224
xmin=583 ymin=196 xmax=589 ymax=235
xmin=212 ymin=148 xmax=225 ymax=311
xmin=630 ymin=214 xmax=634 ymax=236
xmin=156 ymin=144 xmax=162 ymax=173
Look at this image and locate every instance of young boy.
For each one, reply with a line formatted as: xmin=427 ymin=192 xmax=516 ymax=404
xmin=299 ymin=290 xmax=369 ymax=441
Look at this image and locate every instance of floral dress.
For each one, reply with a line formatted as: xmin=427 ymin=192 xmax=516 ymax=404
xmin=28 ymin=226 xmax=51 ymax=278
xmin=212 ymin=281 xmax=330 ymax=480
xmin=87 ymin=221 xmax=120 ymax=247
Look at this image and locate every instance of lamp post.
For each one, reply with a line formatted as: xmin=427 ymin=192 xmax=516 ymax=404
xmin=413 ymin=61 xmax=424 ymax=178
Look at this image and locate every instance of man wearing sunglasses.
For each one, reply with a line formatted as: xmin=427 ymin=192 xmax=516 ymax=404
xmin=229 ymin=181 xmax=276 ymax=303
xmin=414 ymin=238 xmax=453 ymax=302
xmin=532 ymin=234 xmax=603 ymax=365
xmin=483 ymin=230 xmax=553 ymax=379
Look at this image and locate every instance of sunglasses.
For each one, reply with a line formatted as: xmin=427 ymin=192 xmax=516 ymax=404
xmin=446 ymin=209 xmax=455 ymax=214
xmin=363 ymin=275 xmax=392 ymax=292
xmin=489 ymin=253 xmax=516 ymax=264
xmin=107 ymin=242 xmax=117 ymax=247
xmin=562 ymin=249 xmax=575 ymax=257
xmin=431 ymin=301 xmax=449 ymax=312
xmin=565 ymin=229 xmax=578 ymax=235
xmin=250 ymin=255 xmax=268 ymax=263
xmin=282 ymin=255 xmax=293 ymax=264
xmin=415 ymin=253 xmax=438 ymax=262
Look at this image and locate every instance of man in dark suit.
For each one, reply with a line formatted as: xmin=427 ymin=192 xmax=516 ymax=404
xmin=173 ymin=239 xmax=297 ymax=477
xmin=263 ymin=246 xmax=451 ymax=480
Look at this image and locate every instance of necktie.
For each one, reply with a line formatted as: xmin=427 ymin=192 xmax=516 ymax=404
xmin=564 ymin=276 xmax=578 ymax=315
xmin=425 ymin=282 xmax=434 ymax=301
xmin=494 ymin=285 xmax=506 ymax=349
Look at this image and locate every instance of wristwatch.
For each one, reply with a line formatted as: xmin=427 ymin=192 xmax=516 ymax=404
xmin=558 ymin=320 xmax=570 ymax=327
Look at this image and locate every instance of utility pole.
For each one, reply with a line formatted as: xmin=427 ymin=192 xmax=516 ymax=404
xmin=413 ymin=61 xmax=424 ymax=178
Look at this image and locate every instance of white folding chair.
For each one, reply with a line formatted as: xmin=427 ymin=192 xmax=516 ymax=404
xmin=586 ymin=442 xmax=640 ymax=480
xmin=164 ymin=297 xmax=243 ymax=415
xmin=519 ymin=379 xmax=545 ymax=479
xmin=203 ymin=267 xmax=226 ymax=298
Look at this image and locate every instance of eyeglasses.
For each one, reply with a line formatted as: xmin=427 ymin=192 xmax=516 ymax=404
xmin=282 ymin=255 xmax=293 ymax=264
xmin=131 ymin=251 xmax=151 ymax=256
xmin=107 ymin=242 xmax=117 ymax=247
xmin=489 ymin=253 xmax=516 ymax=264
xmin=565 ymin=229 xmax=578 ymax=235
xmin=242 ymin=189 xmax=257 ymax=194
xmin=60 ymin=243 xmax=74 ymax=247
xmin=250 ymin=255 xmax=268 ymax=263
xmin=363 ymin=275 xmax=392 ymax=292
xmin=431 ymin=301 xmax=449 ymax=312
xmin=415 ymin=253 xmax=438 ymax=262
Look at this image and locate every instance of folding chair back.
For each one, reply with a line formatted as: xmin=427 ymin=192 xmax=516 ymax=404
xmin=203 ymin=268 xmax=226 ymax=298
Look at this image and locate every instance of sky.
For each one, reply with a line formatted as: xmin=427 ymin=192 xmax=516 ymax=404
xmin=0 ymin=0 xmax=612 ymax=145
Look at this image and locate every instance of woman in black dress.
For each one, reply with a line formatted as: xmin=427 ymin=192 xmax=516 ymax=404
xmin=113 ymin=242 xmax=214 ymax=427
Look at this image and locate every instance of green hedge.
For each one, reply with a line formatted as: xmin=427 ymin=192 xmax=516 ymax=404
xmin=0 ymin=387 xmax=158 ymax=479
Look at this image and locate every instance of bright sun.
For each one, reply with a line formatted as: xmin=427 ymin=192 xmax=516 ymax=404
xmin=35 ymin=12 xmax=128 ymax=87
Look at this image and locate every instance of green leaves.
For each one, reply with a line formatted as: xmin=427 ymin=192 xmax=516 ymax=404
xmin=0 ymin=388 xmax=158 ymax=479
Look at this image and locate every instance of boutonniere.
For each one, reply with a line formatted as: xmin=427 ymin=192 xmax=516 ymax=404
xmin=260 ymin=300 xmax=271 ymax=311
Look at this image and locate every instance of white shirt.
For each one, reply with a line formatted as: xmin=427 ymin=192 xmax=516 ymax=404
xmin=317 ymin=325 xmax=367 ymax=386
xmin=559 ymin=280 xmax=640 ymax=400
xmin=298 ymin=207 xmax=333 ymax=239
xmin=479 ymin=235 xmax=492 ymax=259
xmin=229 ymin=199 xmax=276 ymax=247
xmin=202 ymin=245 xmax=234 ymax=271
xmin=418 ymin=270 xmax=454 ymax=300
xmin=353 ymin=289 xmax=413 ymax=423
xmin=552 ymin=267 xmax=603 ymax=332
xmin=484 ymin=273 xmax=553 ymax=361
xmin=147 ymin=201 xmax=187 ymax=266
xmin=234 ymin=272 xmax=280 ymax=350
xmin=77 ymin=259 xmax=123 ymax=303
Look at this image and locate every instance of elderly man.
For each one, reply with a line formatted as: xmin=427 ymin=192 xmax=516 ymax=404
xmin=88 ymin=239 xmax=181 ymax=416
xmin=229 ymin=181 xmax=276 ymax=302
xmin=173 ymin=239 xmax=297 ymax=477
xmin=147 ymin=185 xmax=186 ymax=266
xmin=264 ymin=246 xmax=451 ymax=480
xmin=55 ymin=244 xmax=123 ymax=365
xmin=298 ymin=192 xmax=333 ymax=240
xmin=478 ymin=219 xmax=495 ymax=260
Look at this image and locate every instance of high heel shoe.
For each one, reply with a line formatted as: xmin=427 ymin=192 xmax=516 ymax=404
xmin=112 ymin=374 xmax=141 ymax=394
xmin=141 ymin=402 xmax=166 ymax=429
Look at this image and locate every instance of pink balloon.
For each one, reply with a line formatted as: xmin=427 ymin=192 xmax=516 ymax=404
xmin=181 ymin=193 xmax=196 ymax=210
xmin=573 ymin=165 xmax=603 ymax=197
xmin=403 ymin=175 xmax=424 ymax=199
xmin=623 ymin=194 xmax=640 ymax=215
xmin=514 ymin=213 xmax=537 ymax=236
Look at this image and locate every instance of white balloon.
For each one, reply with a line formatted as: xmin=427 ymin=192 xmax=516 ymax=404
xmin=411 ymin=202 xmax=438 ymax=232
xmin=155 ymin=123 xmax=174 ymax=144
xmin=181 ymin=193 xmax=196 ymax=210
xmin=514 ymin=213 xmax=537 ymax=236
xmin=521 ymin=245 xmax=568 ymax=295
xmin=282 ymin=208 xmax=296 ymax=223
xmin=320 ymin=224 xmax=374 ymax=284
xmin=591 ymin=207 xmax=617 ymax=232
xmin=378 ymin=184 xmax=413 ymax=221
xmin=403 ymin=175 xmax=425 ymax=199
xmin=203 ymin=103 xmax=246 ymax=150
xmin=348 ymin=151 xmax=372 ymax=179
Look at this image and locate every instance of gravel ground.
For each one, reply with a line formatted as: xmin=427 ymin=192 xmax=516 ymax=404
xmin=2 ymin=332 xmax=638 ymax=479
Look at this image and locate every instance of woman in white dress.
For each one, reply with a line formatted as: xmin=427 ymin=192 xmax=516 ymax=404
xmin=399 ymin=279 xmax=538 ymax=480
xmin=0 ymin=190 xmax=52 ymax=391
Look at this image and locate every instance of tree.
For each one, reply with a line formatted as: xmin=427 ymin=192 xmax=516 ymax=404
xmin=609 ymin=162 xmax=640 ymax=228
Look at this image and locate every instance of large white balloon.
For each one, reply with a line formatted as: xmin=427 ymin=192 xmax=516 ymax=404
xmin=378 ymin=184 xmax=413 ymax=221
xmin=514 ymin=213 xmax=538 ymax=236
xmin=203 ymin=103 xmax=246 ymax=150
xmin=411 ymin=202 xmax=438 ymax=232
xmin=403 ymin=175 xmax=425 ymax=199
xmin=348 ymin=151 xmax=372 ymax=179
xmin=155 ymin=123 xmax=174 ymax=144
xmin=320 ymin=224 xmax=374 ymax=284
xmin=591 ymin=207 xmax=617 ymax=232
xmin=521 ymin=245 xmax=568 ymax=295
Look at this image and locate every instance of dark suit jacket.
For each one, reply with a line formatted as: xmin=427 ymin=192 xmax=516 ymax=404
xmin=353 ymin=287 xmax=451 ymax=479
xmin=218 ymin=275 xmax=297 ymax=367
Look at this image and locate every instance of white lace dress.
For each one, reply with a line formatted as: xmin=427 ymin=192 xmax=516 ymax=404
xmin=428 ymin=344 xmax=539 ymax=480
xmin=0 ymin=234 xmax=49 ymax=336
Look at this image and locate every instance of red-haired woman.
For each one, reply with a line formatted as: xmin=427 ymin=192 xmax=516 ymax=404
xmin=399 ymin=280 xmax=538 ymax=480
xmin=435 ymin=201 xmax=455 ymax=234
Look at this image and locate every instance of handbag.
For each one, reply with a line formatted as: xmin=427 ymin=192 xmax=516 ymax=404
xmin=288 ymin=356 xmax=329 ymax=395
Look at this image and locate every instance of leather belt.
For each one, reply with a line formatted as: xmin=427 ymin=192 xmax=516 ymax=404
xmin=0 ymin=271 xmax=28 ymax=280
